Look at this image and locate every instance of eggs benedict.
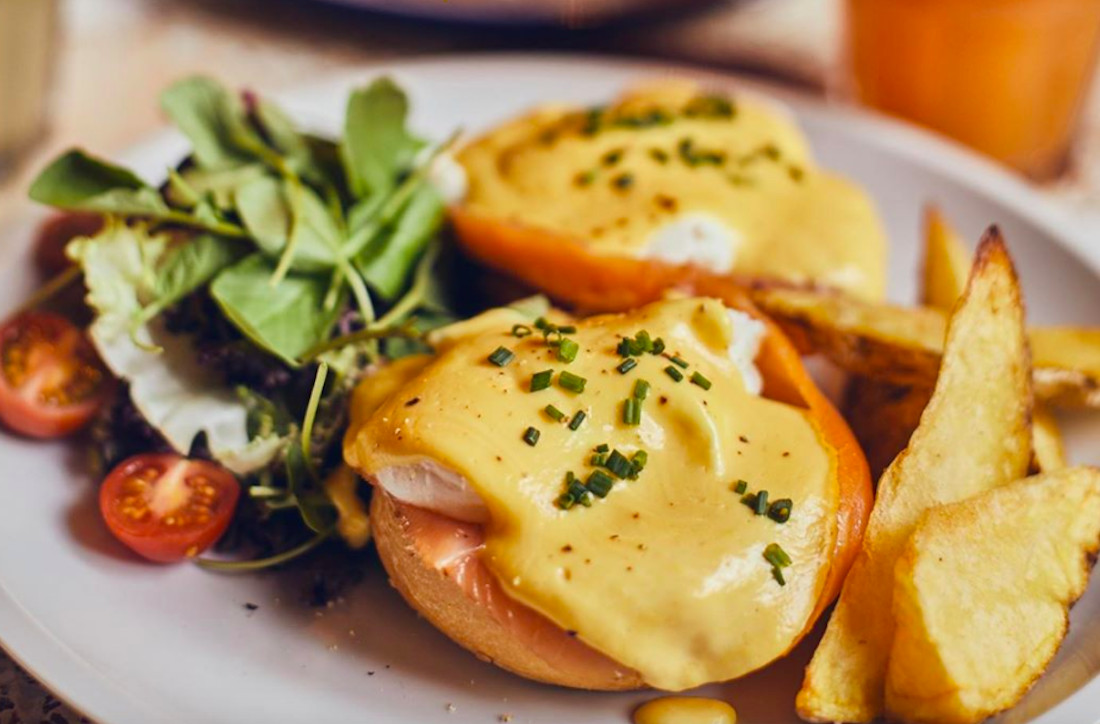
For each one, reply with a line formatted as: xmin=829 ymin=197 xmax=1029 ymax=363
xmin=451 ymin=81 xmax=888 ymax=313
xmin=343 ymin=296 xmax=871 ymax=690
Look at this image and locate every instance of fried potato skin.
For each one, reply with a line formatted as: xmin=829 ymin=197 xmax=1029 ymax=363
xmin=921 ymin=206 xmax=972 ymax=311
xmin=885 ymin=467 xmax=1100 ymax=724
xmin=919 ymin=205 xmax=1064 ymax=470
xmin=842 ymin=377 xmax=931 ymax=481
xmin=797 ymin=232 xmax=1033 ymax=723
xmin=753 ymin=289 xmax=1100 ymax=409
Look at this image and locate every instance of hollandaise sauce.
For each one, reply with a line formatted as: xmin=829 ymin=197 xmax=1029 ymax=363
xmin=345 ymin=298 xmax=839 ymax=690
xmin=457 ymin=82 xmax=886 ymax=300
xmin=634 ymin=696 xmax=738 ymax=724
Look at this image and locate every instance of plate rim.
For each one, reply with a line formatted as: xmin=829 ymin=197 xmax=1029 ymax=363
xmin=1 ymin=51 xmax=1098 ymax=724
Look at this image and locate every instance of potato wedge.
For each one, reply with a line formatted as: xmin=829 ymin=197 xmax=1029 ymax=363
xmin=920 ymin=208 xmax=1066 ymax=471
xmin=753 ymin=289 xmax=1100 ymax=409
xmin=842 ymin=207 xmax=966 ymax=480
xmin=885 ymin=466 xmax=1100 ymax=724
xmin=797 ymin=231 xmax=1033 ymax=723
xmin=922 ymin=206 xmax=973 ymax=310
xmin=1030 ymin=327 xmax=1100 ymax=408
xmin=1032 ymin=405 xmax=1067 ymax=471
xmin=842 ymin=377 xmax=931 ymax=481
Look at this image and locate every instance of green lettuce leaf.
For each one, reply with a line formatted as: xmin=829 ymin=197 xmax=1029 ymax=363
xmin=68 ymin=223 xmax=284 ymax=474
xmin=236 ymin=176 xmax=344 ymax=273
xmin=210 ymin=254 xmax=344 ymax=365
xmin=341 ymin=77 xmax=423 ymax=198
xmin=160 ymin=76 xmax=264 ymax=170
xmin=357 ymin=182 xmax=444 ymax=300
xmin=29 ymin=150 xmax=170 ymax=216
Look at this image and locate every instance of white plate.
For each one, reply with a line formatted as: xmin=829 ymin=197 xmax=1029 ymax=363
xmin=2 ymin=54 xmax=1100 ymax=724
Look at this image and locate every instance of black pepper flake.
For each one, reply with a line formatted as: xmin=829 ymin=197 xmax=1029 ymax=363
xmin=612 ymin=172 xmax=634 ymax=190
xmin=601 ymin=148 xmax=624 ymax=166
xmin=654 ymin=194 xmax=678 ymax=212
xmin=739 ymin=435 xmax=749 ymax=443
xmin=244 ymin=602 xmax=259 ymax=612
xmin=404 ymin=397 xmax=421 ymax=407
xmin=649 ymin=148 xmax=669 ymax=164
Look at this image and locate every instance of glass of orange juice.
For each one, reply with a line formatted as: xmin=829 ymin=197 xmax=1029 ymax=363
xmin=840 ymin=0 xmax=1100 ymax=181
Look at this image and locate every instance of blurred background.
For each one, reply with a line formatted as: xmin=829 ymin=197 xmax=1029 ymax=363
xmin=3 ymin=0 xmax=1100 ymax=221
xmin=1 ymin=0 xmax=1099 ymax=720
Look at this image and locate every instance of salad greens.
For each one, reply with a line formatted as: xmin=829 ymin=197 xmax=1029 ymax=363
xmin=29 ymin=75 xmax=464 ymax=568
xmin=30 ymin=75 xmax=451 ymax=365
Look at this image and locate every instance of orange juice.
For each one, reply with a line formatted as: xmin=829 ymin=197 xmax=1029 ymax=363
xmin=844 ymin=0 xmax=1100 ymax=180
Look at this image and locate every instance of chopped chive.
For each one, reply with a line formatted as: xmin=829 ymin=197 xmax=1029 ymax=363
xmin=488 ymin=346 xmax=515 ymax=367
xmin=556 ymin=493 xmax=576 ymax=510
xmin=768 ymin=499 xmax=793 ymax=524
xmin=594 ymin=443 xmax=609 ymax=453
xmin=623 ymin=397 xmax=642 ymax=426
xmin=617 ymin=338 xmax=635 ymax=357
xmin=522 ymin=427 xmax=541 ymax=446
xmin=568 ymin=410 xmax=587 ymax=430
xmin=664 ymin=365 xmax=684 ymax=382
xmin=630 ymin=450 xmax=648 ymax=475
xmin=557 ymin=338 xmax=580 ymax=363
xmin=616 ymin=358 xmax=638 ymax=374
xmin=635 ymin=330 xmax=653 ymax=353
xmin=741 ymin=493 xmax=757 ymax=510
xmin=545 ymin=404 xmax=566 ymax=422
xmin=772 ymin=567 xmax=786 ymax=586
xmin=577 ymin=492 xmax=593 ymax=507
xmin=605 ymin=450 xmax=632 ymax=479
xmin=633 ymin=379 xmax=650 ymax=400
xmin=558 ymin=371 xmax=587 ymax=393
xmin=586 ymin=470 xmax=615 ymax=498
xmin=544 ymin=329 xmax=564 ymax=346
xmin=534 ymin=317 xmax=552 ymax=331
xmin=733 ymin=479 xmax=748 ymax=495
xmin=511 ymin=324 xmax=533 ymax=338
xmin=530 ymin=369 xmax=553 ymax=392
xmin=754 ymin=490 xmax=770 ymax=516
xmin=651 ymin=337 xmax=666 ymax=355
xmin=591 ymin=453 xmax=608 ymax=466
xmin=764 ymin=543 xmax=792 ymax=568
xmin=669 ymin=355 xmax=689 ymax=369
xmin=690 ymin=371 xmax=712 ymax=390
xmin=557 ymin=325 xmax=577 ymax=334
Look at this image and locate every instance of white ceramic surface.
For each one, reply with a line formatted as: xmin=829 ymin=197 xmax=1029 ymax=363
xmin=1 ymin=55 xmax=1099 ymax=724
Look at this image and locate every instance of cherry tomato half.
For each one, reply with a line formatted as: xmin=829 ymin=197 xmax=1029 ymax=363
xmin=34 ymin=212 xmax=103 ymax=277
xmin=0 ymin=311 xmax=109 ymax=438
xmin=100 ymin=454 xmax=241 ymax=563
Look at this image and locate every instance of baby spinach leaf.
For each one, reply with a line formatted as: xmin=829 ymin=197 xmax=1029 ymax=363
xmin=154 ymin=234 xmax=248 ymax=308
xmin=236 ymin=176 xmax=343 ymax=273
xmin=29 ymin=150 xmax=169 ymax=216
xmin=254 ymin=99 xmax=311 ymax=173
xmin=341 ymin=77 xmax=423 ymax=198
xmin=160 ymin=76 xmax=263 ymax=170
xmin=164 ymin=163 xmax=268 ymax=210
xmin=210 ymin=254 xmax=344 ymax=365
xmin=357 ymin=182 xmax=444 ymax=300
xmin=235 ymin=176 xmax=289 ymax=255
